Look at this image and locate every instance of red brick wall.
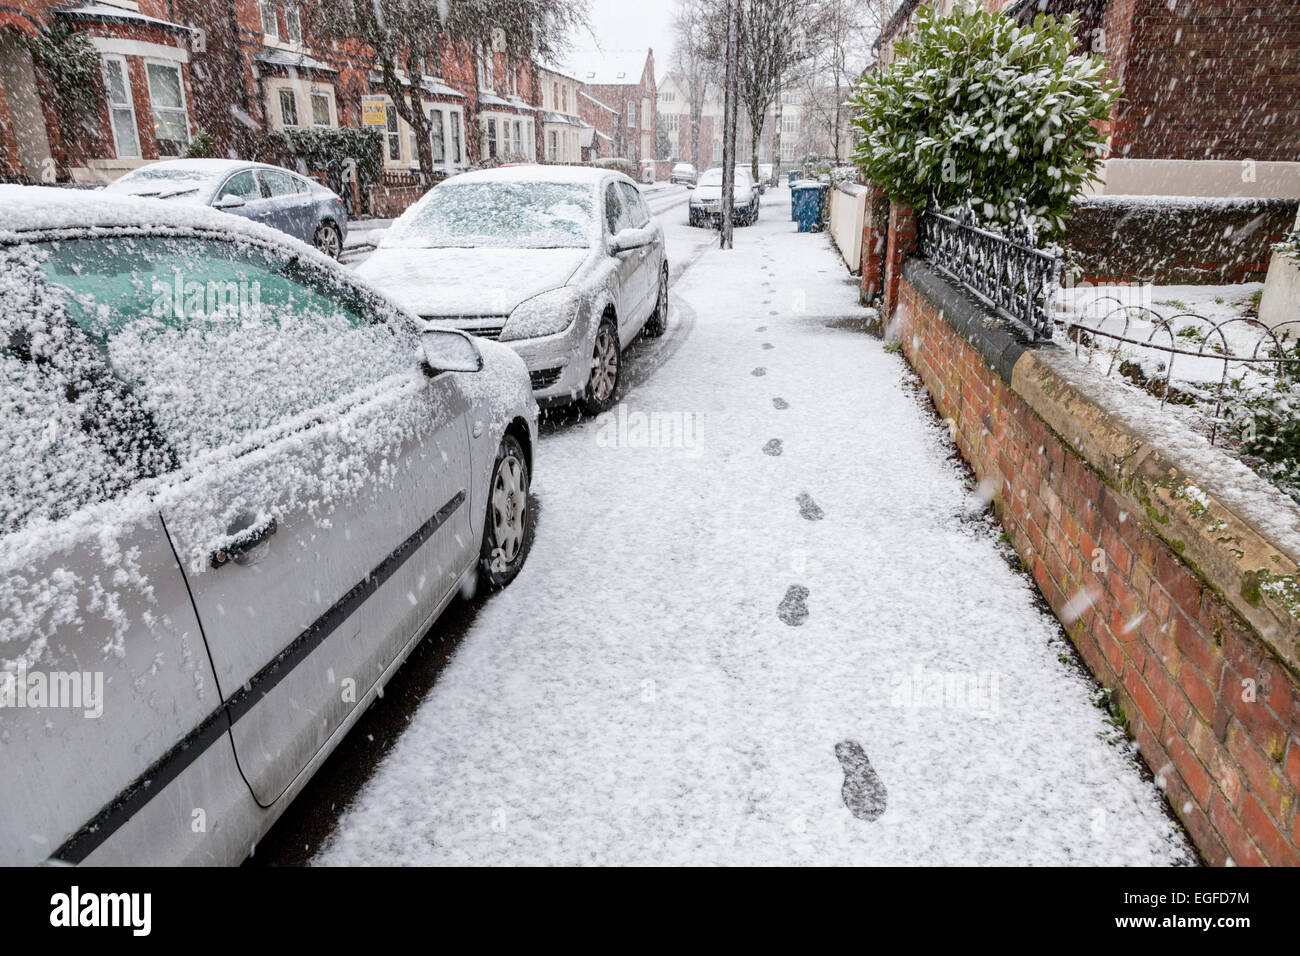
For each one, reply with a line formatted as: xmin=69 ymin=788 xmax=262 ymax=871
xmin=894 ymin=262 xmax=1300 ymax=866
xmin=1105 ymin=0 xmax=1300 ymax=162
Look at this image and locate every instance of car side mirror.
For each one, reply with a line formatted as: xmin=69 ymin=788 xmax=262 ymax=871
xmin=686 ymin=183 xmax=695 ymax=190
xmin=421 ymin=328 xmax=483 ymax=374
xmin=609 ymin=228 xmax=650 ymax=255
xmin=213 ymin=194 xmax=246 ymax=209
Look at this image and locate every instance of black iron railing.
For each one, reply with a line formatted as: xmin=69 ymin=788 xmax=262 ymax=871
xmin=1062 ymin=300 xmax=1300 ymax=447
xmin=918 ymin=198 xmax=1061 ymax=341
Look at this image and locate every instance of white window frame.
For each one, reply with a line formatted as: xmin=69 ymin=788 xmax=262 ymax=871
xmin=278 ymin=87 xmax=299 ymax=128
xmin=626 ymin=100 xmax=635 ymax=129
xmin=259 ymin=0 xmax=278 ymax=40
xmin=285 ymin=5 xmax=302 ymax=45
xmin=310 ymin=91 xmax=332 ymax=127
xmin=101 ymin=54 xmax=140 ymax=159
xmin=428 ymin=107 xmax=445 ymax=164
xmin=450 ymin=109 xmax=463 ymax=164
xmin=385 ymin=104 xmax=402 ymax=162
xmin=144 ymin=58 xmax=190 ymax=157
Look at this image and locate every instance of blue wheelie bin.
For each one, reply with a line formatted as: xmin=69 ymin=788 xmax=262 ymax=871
xmin=792 ymin=181 xmax=827 ymax=232
xmin=787 ymin=169 xmax=798 ymax=188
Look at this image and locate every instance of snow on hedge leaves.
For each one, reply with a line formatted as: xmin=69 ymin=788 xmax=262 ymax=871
xmin=849 ymin=2 xmax=1118 ymax=237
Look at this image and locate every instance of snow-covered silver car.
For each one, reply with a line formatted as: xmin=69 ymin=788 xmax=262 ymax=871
xmin=0 ymin=186 xmax=536 ymax=865
xmin=689 ymin=166 xmax=760 ymax=227
xmin=357 ymin=165 xmax=668 ymax=414
xmin=103 ymin=158 xmax=350 ymax=259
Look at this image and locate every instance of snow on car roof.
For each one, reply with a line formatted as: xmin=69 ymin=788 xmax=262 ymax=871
xmin=444 ymin=165 xmax=630 ymax=187
xmin=0 ymin=184 xmax=325 ymax=258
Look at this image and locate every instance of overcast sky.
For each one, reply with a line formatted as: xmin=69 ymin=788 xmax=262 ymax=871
xmin=571 ymin=0 xmax=678 ymax=78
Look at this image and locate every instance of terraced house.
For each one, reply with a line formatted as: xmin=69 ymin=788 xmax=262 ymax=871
xmin=0 ymin=0 xmax=197 ymax=183
xmin=0 ymin=0 xmax=643 ymax=195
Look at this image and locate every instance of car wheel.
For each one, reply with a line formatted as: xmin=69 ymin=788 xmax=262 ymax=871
xmin=643 ymin=265 xmax=669 ymax=338
xmin=313 ymin=221 xmax=342 ymax=259
xmin=580 ymin=317 xmax=620 ymax=415
xmin=478 ymin=434 xmax=533 ymax=589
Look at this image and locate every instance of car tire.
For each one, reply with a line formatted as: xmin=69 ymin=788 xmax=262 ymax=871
xmin=313 ymin=221 xmax=342 ymax=259
xmin=477 ymin=434 xmax=533 ymax=589
xmin=643 ymin=265 xmax=669 ymax=338
xmin=579 ymin=316 xmax=620 ymax=415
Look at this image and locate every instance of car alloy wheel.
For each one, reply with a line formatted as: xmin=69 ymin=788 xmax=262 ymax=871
xmin=581 ymin=319 xmax=619 ymax=414
xmin=478 ymin=434 xmax=532 ymax=589
xmin=314 ymin=221 xmax=342 ymax=259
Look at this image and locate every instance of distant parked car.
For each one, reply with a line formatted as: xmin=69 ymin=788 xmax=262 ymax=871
xmin=670 ymin=163 xmax=698 ymax=186
xmin=738 ymin=166 xmax=767 ymax=194
xmin=103 ymin=158 xmax=349 ymax=259
xmin=0 ymin=185 xmax=536 ymax=865
xmin=689 ymin=166 xmax=760 ymax=227
xmin=357 ymin=165 xmax=668 ymax=414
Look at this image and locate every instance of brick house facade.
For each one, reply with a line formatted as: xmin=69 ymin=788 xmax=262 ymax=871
xmin=568 ymin=48 xmax=655 ymax=167
xmin=0 ymin=0 xmax=197 ymax=183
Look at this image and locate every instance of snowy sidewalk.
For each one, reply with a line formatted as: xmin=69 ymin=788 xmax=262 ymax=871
xmin=314 ymin=198 xmax=1193 ymax=865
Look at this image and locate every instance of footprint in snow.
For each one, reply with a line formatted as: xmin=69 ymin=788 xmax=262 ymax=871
xmin=772 ymin=397 xmax=789 ymax=410
xmin=777 ymin=585 xmax=809 ymax=626
xmin=761 ymin=342 xmax=774 ymax=350
xmin=752 ymin=367 xmax=767 ymax=377
xmin=762 ymin=438 xmax=783 ymax=456
xmin=796 ymin=492 xmax=824 ymax=520
xmin=769 ymin=310 xmax=779 ymax=316
xmin=835 ymin=741 xmax=888 ymax=821
xmin=755 ymin=325 xmax=767 ymax=332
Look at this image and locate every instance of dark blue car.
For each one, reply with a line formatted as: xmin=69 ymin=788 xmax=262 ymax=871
xmin=103 ymin=158 xmax=349 ymax=258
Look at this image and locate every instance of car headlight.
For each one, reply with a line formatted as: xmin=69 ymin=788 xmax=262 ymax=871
xmin=499 ymin=287 xmax=582 ymax=341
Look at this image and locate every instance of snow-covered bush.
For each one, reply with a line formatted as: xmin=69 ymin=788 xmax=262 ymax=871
xmin=1276 ymin=229 xmax=1300 ymax=266
xmin=849 ymin=2 xmax=1119 ymax=237
xmin=1232 ymin=340 xmax=1300 ymax=504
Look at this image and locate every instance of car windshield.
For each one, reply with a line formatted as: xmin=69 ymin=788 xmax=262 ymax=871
xmin=390 ymin=182 xmax=595 ymax=249
xmin=106 ymin=166 xmax=221 ymax=200
xmin=698 ymin=169 xmax=748 ymax=187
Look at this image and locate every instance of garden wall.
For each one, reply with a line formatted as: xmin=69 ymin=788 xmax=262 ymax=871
xmin=1064 ymin=195 xmax=1299 ymax=285
xmin=892 ymin=257 xmax=1300 ymax=865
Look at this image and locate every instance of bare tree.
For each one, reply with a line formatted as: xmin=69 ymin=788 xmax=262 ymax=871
xmin=308 ymin=0 xmax=586 ymax=184
xmin=791 ymin=0 xmax=879 ymax=164
xmin=671 ymin=0 xmax=727 ymax=172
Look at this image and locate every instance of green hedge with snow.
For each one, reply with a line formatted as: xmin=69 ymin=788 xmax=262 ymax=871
xmin=849 ymin=2 xmax=1119 ymax=238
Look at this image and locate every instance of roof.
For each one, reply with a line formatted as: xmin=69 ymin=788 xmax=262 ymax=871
xmin=540 ymin=111 xmax=581 ymax=125
xmin=563 ymin=48 xmax=651 ymax=87
xmin=441 ymin=165 xmax=630 ymax=188
xmin=257 ymin=48 xmax=337 ymax=74
xmin=873 ymin=0 xmax=921 ymax=52
xmin=579 ymin=90 xmax=618 ymax=114
xmin=535 ymin=60 xmax=583 ymax=83
xmin=0 ymin=185 xmax=323 ymax=257
xmin=366 ymin=71 xmax=464 ymax=98
xmin=55 ymin=2 xmax=192 ymax=34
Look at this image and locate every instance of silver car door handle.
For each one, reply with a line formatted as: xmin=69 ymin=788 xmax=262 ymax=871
xmin=210 ymin=517 xmax=278 ymax=568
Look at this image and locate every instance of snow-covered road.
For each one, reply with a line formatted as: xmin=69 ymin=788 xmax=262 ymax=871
xmin=312 ymin=190 xmax=1194 ymax=865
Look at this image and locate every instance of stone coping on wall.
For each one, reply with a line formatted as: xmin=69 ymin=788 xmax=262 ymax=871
xmin=902 ymin=257 xmax=1300 ymax=678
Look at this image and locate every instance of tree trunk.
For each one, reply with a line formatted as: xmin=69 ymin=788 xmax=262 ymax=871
xmin=772 ymin=74 xmax=782 ymax=187
xmin=720 ymin=0 xmax=739 ymax=249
